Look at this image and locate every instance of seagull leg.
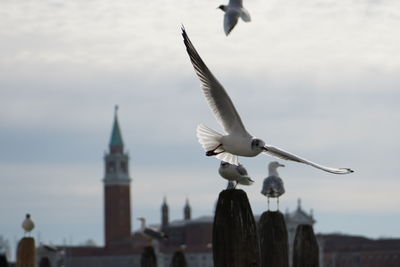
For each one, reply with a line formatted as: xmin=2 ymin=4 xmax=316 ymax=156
xmin=206 ymin=144 xmax=223 ymax=156
xmin=277 ymin=197 xmax=280 ymax=211
xmin=234 ymin=181 xmax=238 ymax=189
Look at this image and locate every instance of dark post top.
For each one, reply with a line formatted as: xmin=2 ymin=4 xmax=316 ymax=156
xmin=170 ymin=250 xmax=188 ymax=267
xmin=141 ymin=246 xmax=157 ymax=267
xmin=213 ymin=189 xmax=261 ymax=267
xmin=293 ymin=224 xmax=319 ymax=267
xmin=258 ymin=211 xmax=289 ymax=267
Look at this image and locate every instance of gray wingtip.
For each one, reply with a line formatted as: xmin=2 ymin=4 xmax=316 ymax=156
xmin=337 ymin=168 xmax=354 ymax=174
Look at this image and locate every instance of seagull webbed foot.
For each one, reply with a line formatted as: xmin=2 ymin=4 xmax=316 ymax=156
xmin=206 ymin=144 xmax=223 ymax=156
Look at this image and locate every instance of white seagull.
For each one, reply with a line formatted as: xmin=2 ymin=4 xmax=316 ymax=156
xmin=218 ymin=0 xmax=251 ymax=35
xmin=137 ymin=217 xmax=168 ymax=245
xmin=261 ymin=161 xmax=286 ymax=210
xmin=181 ymin=27 xmax=353 ymax=175
xmin=218 ymin=161 xmax=254 ymax=189
xmin=22 ymin=214 xmax=34 ymax=236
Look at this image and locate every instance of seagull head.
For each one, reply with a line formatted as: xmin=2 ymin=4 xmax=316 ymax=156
xmin=137 ymin=217 xmax=145 ymax=223
xmin=251 ymin=138 xmax=266 ymax=153
xmin=268 ymin=161 xmax=285 ymax=175
xmin=217 ymin=5 xmax=227 ymax=11
xmin=220 ymin=161 xmax=230 ymax=168
xmin=26 ymin=214 xmax=31 ymax=219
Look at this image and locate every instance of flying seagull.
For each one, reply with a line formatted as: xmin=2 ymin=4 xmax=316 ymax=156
xmin=137 ymin=217 xmax=168 ymax=245
xmin=181 ymin=27 xmax=353 ymax=175
xmin=218 ymin=0 xmax=251 ymax=35
xmin=22 ymin=214 xmax=34 ymax=236
xmin=261 ymin=161 xmax=286 ymax=210
xmin=219 ymin=161 xmax=254 ymax=189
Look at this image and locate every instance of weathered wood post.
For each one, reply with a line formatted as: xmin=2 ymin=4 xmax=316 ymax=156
xmin=169 ymin=250 xmax=188 ymax=267
xmin=16 ymin=237 xmax=35 ymax=267
xmin=141 ymin=246 xmax=157 ymax=267
xmin=293 ymin=224 xmax=319 ymax=267
xmin=39 ymin=257 xmax=51 ymax=267
xmin=0 ymin=254 xmax=9 ymax=267
xmin=258 ymin=211 xmax=289 ymax=267
xmin=213 ymin=189 xmax=260 ymax=267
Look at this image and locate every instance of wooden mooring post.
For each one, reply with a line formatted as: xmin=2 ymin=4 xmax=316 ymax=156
xmin=293 ymin=224 xmax=319 ymax=267
xmin=39 ymin=257 xmax=51 ymax=267
xmin=16 ymin=237 xmax=35 ymax=267
xmin=258 ymin=211 xmax=289 ymax=267
xmin=141 ymin=246 xmax=157 ymax=267
xmin=213 ymin=189 xmax=260 ymax=267
xmin=169 ymin=250 xmax=188 ymax=267
xmin=0 ymin=254 xmax=9 ymax=267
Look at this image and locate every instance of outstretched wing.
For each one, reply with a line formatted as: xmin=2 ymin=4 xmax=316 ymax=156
xmin=263 ymin=145 xmax=354 ymax=175
xmin=182 ymin=27 xmax=249 ymax=136
xmin=229 ymin=0 xmax=243 ymax=8
xmin=237 ymin=164 xmax=248 ymax=176
xmin=224 ymin=11 xmax=239 ymax=35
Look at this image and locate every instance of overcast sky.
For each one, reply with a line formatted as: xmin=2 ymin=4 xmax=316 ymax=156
xmin=1 ymin=0 xmax=400 ymax=256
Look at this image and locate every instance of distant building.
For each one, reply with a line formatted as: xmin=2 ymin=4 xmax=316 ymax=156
xmin=317 ymin=234 xmax=400 ymax=267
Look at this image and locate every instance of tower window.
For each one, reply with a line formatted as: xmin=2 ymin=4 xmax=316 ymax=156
xmin=107 ymin=161 xmax=116 ymax=173
xmin=121 ymin=161 xmax=127 ymax=173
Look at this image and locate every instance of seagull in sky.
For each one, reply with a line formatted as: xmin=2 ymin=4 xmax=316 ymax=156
xmin=22 ymin=214 xmax=34 ymax=236
xmin=218 ymin=0 xmax=251 ymax=35
xmin=219 ymin=161 xmax=254 ymax=189
xmin=181 ymin=27 xmax=353 ymax=175
xmin=137 ymin=217 xmax=168 ymax=245
xmin=261 ymin=161 xmax=286 ymax=210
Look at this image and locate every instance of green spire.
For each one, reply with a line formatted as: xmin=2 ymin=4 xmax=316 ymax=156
xmin=109 ymin=105 xmax=124 ymax=147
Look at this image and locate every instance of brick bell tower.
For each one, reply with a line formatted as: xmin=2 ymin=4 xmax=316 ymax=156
xmin=103 ymin=106 xmax=132 ymax=248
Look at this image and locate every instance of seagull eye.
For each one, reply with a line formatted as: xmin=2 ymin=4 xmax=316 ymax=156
xmin=251 ymin=139 xmax=265 ymax=149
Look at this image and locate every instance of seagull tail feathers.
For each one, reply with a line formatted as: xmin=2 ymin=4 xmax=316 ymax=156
xmin=196 ymin=124 xmax=223 ymax=152
xmin=240 ymin=8 xmax=251 ymax=22
xmin=196 ymin=124 xmax=238 ymax=165
xmin=217 ymin=153 xmax=238 ymax=165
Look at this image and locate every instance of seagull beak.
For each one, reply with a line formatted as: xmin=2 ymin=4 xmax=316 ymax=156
xmin=280 ymin=164 xmax=285 ymax=167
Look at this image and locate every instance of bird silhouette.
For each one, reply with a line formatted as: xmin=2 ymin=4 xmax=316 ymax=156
xmin=218 ymin=0 xmax=251 ymax=35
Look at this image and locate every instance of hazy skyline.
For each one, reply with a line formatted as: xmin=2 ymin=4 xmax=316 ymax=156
xmin=1 ymin=0 xmax=400 ymax=255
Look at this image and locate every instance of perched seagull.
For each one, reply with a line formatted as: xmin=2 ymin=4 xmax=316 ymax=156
xmin=181 ymin=27 xmax=353 ymax=175
xmin=137 ymin=217 xmax=168 ymax=245
xmin=218 ymin=0 xmax=251 ymax=35
xmin=219 ymin=161 xmax=254 ymax=189
xmin=22 ymin=214 xmax=34 ymax=236
xmin=261 ymin=161 xmax=286 ymax=210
